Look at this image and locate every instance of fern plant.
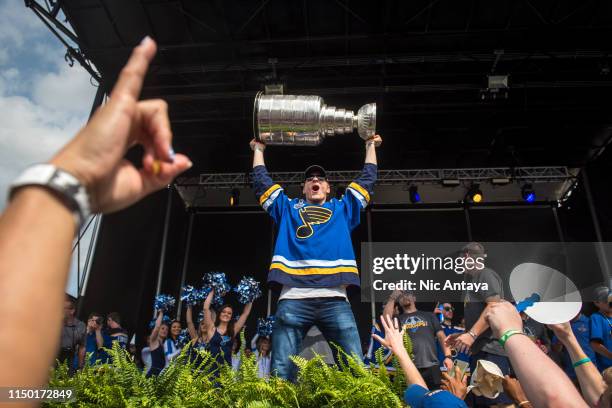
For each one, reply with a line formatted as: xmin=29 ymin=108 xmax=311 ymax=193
xmin=44 ymin=333 xmax=408 ymax=408
xmin=292 ymin=350 xmax=402 ymax=408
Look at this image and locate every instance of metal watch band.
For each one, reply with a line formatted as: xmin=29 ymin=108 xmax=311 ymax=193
xmin=8 ymin=164 xmax=91 ymax=229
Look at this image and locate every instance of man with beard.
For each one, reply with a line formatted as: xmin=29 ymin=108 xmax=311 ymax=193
xmin=384 ymin=291 xmax=453 ymax=389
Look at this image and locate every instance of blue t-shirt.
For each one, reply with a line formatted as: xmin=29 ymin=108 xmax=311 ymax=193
xmin=364 ymin=322 xmax=393 ymax=368
xmin=552 ymin=314 xmax=596 ymax=378
xmin=436 ymin=324 xmax=470 ymax=368
xmin=590 ymin=312 xmax=612 ymax=371
xmin=85 ymin=331 xmax=112 ymax=365
xmin=109 ymin=331 xmax=129 ymax=350
xmin=404 ymin=384 xmax=468 ymax=408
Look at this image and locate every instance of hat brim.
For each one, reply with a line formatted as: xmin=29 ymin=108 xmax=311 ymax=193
xmin=304 ymin=165 xmax=327 ymax=180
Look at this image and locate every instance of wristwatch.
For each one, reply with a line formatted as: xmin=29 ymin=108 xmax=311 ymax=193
xmin=9 ymin=164 xmax=91 ymax=229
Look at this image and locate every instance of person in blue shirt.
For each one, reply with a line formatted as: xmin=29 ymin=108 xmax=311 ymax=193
xmin=373 ymin=314 xmax=467 ymax=408
xmin=250 ymin=134 xmax=382 ymax=381
xmin=84 ymin=312 xmax=112 ymax=366
xmin=590 ymin=286 xmax=612 ymax=371
xmin=433 ymin=303 xmax=470 ymax=370
xmin=552 ymin=312 xmax=596 ymax=381
xmin=364 ymin=304 xmax=399 ymax=369
xmin=106 ymin=312 xmax=129 ymax=350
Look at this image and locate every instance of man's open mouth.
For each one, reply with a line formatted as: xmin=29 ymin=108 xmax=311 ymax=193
xmin=312 ymin=185 xmax=320 ymax=192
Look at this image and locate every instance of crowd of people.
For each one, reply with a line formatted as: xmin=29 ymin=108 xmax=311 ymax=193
xmin=60 ymin=287 xmax=271 ymax=379
xmin=60 ymin=282 xmax=612 ymax=407
xmin=2 ymin=37 xmax=612 ymax=408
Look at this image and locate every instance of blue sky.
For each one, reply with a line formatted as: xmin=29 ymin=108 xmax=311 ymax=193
xmin=0 ymin=0 xmax=97 ymax=207
xmin=0 ymin=1 xmax=98 ymax=297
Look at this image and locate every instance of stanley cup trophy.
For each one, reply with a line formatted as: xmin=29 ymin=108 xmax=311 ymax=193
xmin=253 ymin=92 xmax=376 ymax=146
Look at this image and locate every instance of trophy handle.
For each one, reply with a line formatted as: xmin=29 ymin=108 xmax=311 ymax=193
xmin=253 ymin=91 xmax=263 ymax=143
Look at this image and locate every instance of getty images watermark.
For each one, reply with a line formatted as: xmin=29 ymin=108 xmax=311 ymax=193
xmin=360 ymin=242 xmax=612 ymax=303
xmin=372 ymin=252 xmax=486 ymax=291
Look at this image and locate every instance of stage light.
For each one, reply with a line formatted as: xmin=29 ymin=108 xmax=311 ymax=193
xmin=521 ymin=184 xmax=536 ymax=203
xmin=442 ymin=179 xmax=460 ymax=187
xmin=409 ymin=185 xmax=421 ymax=203
xmin=229 ymin=188 xmax=240 ymax=206
xmin=466 ymin=184 xmax=483 ymax=204
xmin=491 ymin=177 xmax=511 ymax=185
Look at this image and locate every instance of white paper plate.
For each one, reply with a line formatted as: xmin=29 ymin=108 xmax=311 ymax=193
xmin=509 ymin=262 xmax=582 ymax=324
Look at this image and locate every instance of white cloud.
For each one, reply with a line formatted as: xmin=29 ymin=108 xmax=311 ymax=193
xmin=0 ymin=1 xmax=97 ymax=208
xmin=33 ymin=63 xmax=97 ymax=114
xmin=0 ymin=93 xmax=90 ymax=205
xmin=0 ymin=1 xmax=97 ymax=296
xmin=3 ymin=67 xmax=18 ymax=79
xmin=0 ymin=1 xmax=48 ymax=47
xmin=0 ymin=63 xmax=96 ymax=209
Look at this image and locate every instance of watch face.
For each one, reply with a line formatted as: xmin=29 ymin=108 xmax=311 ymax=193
xmin=50 ymin=170 xmax=80 ymax=195
xmin=11 ymin=165 xmax=90 ymax=228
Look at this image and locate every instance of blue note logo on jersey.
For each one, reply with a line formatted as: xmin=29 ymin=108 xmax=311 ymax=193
xmin=296 ymin=206 xmax=333 ymax=239
xmin=403 ymin=315 xmax=428 ymax=333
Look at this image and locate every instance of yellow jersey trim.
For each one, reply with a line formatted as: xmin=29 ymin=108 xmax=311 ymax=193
xmin=270 ymin=262 xmax=359 ymax=276
xmin=348 ymin=182 xmax=370 ymax=203
xmin=259 ymin=184 xmax=282 ymax=206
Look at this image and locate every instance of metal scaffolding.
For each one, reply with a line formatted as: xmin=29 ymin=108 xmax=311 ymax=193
xmin=180 ymin=166 xmax=572 ymax=189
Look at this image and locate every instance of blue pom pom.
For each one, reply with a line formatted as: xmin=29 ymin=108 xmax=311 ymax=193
xmin=233 ymin=276 xmax=262 ymax=304
xmin=148 ymin=314 xmax=172 ymax=330
xmin=256 ymin=315 xmax=275 ymax=338
xmin=202 ymin=272 xmax=230 ymax=306
xmin=181 ymin=285 xmax=208 ymax=306
xmin=154 ymin=294 xmax=176 ymax=312
xmin=177 ymin=329 xmax=191 ymax=348
xmin=200 ymin=286 xmax=212 ymax=300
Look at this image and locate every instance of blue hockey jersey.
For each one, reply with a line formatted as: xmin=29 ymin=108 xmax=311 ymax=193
xmin=252 ymin=164 xmax=377 ymax=288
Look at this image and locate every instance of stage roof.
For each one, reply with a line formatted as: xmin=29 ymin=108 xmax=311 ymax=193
xmin=38 ymin=0 xmax=612 ymax=174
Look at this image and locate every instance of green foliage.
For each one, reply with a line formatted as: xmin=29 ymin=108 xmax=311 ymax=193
xmin=374 ymin=347 xmax=391 ymax=388
xmin=403 ymin=330 xmax=414 ymax=360
xmin=292 ymin=351 xmax=402 ymax=408
xmin=44 ymin=334 xmax=406 ymax=408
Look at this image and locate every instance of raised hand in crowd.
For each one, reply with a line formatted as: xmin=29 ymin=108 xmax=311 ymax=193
xmin=0 ymin=37 xmax=192 ymax=391
xmin=485 ymin=301 xmax=588 ymax=408
xmin=441 ymin=366 xmax=468 ymax=400
xmin=373 ymin=314 xmax=468 ymax=407
xmin=502 ymin=376 xmax=532 ymax=408
xmin=446 ymin=330 xmax=474 ymax=355
xmin=548 ymin=322 xmax=606 ymax=408
xmin=50 ymin=37 xmax=192 ymax=214
xmin=372 ymin=314 xmax=427 ymax=389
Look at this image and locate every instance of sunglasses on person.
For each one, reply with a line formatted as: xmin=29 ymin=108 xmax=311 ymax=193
xmin=443 ymin=306 xmax=454 ymax=312
xmin=305 ymin=175 xmax=327 ymax=182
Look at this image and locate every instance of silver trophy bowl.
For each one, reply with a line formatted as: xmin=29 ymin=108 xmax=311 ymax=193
xmin=253 ymin=93 xmax=376 ymax=146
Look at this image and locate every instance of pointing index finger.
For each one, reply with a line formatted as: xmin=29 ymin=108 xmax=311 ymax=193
xmin=111 ymin=36 xmax=157 ymax=101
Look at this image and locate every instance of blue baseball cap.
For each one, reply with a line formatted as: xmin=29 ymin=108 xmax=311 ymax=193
xmin=404 ymin=384 xmax=467 ymax=408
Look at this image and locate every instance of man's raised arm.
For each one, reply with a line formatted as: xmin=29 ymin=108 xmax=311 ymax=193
xmin=251 ymin=138 xmax=266 ymax=168
xmin=249 ymin=139 xmax=286 ymax=221
xmin=365 ymin=134 xmax=382 ymax=166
